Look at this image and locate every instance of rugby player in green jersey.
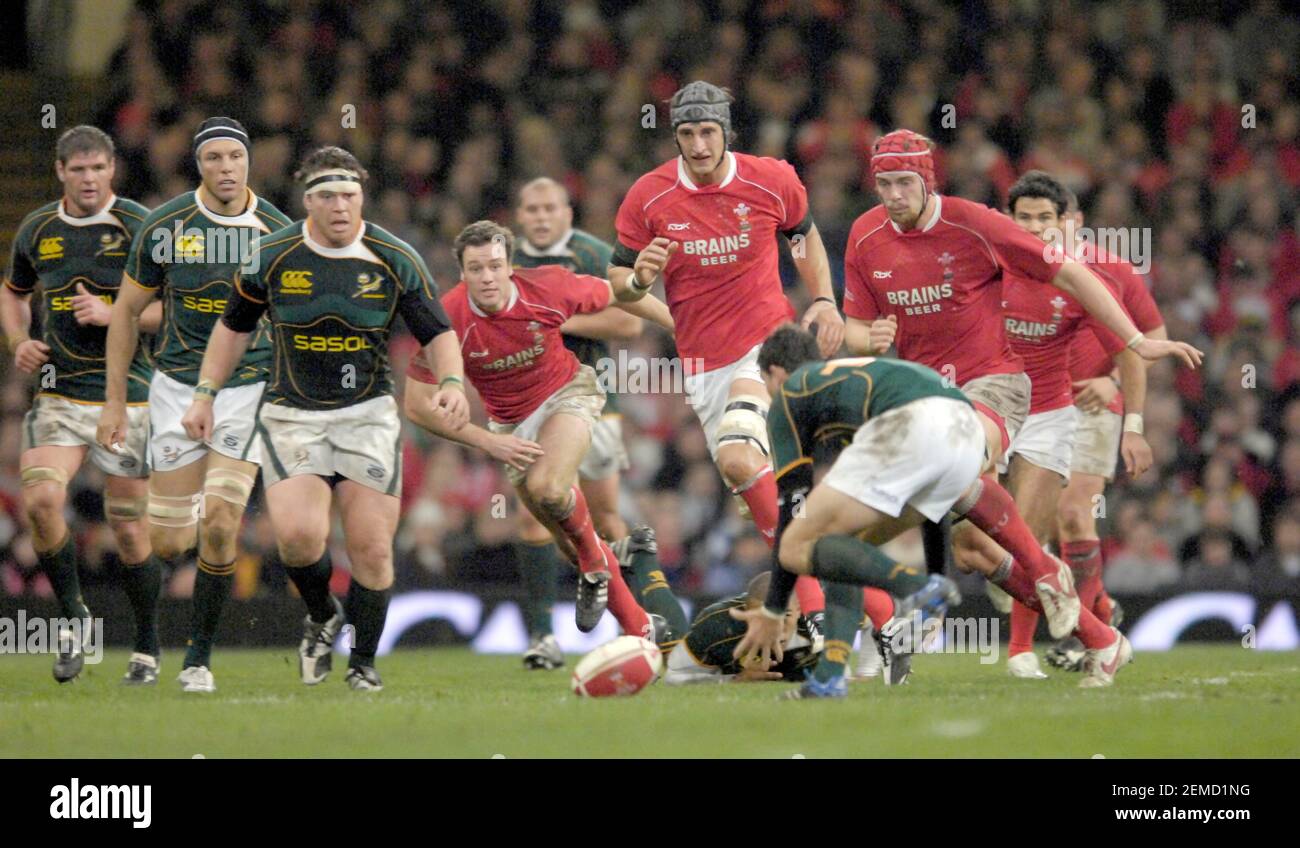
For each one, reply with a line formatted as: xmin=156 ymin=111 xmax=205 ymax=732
xmin=0 ymin=126 xmax=162 ymax=683
xmin=183 ymin=146 xmax=468 ymax=691
xmin=98 ymin=117 xmax=292 ymax=692
xmin=732 ymin=326 xmax=1135 ymax=697
xmin=512 ymin=177 xmax=686 ymax=669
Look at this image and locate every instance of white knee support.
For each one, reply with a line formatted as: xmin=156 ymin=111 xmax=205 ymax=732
xmin=716 ymin=394 xmax=770 ymax=457
xmin=21 ymin=466 xmax=69 ymax=487
xmin=148 ymin=491 xmax=199 ymax=528
xmin=204 ymin=467 xmax=255 ymax=508
xmin=104 ymin=495 xmax=148 ymax=523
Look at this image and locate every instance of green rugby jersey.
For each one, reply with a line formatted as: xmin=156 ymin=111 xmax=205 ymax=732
xmin=5 ymin=196 xmax=153 ymax=403
xmin=125 ymin=187 xmax=290 ymax=387
xmin=514 ymin=227 xmax=619 ymax=412
xmin=682 ymin=595 xmax=819 ymax=680
xmin=224 ymin=220 xmax=451 ymax=410
xmin=768 ymin=356 xmax=972 ymax=481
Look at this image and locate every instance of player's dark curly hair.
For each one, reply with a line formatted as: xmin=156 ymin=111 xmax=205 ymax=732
xmin=293 ymin=146 xmax=370 ymax=183
xmin=758 ymin=323 xmax=821 ymax=375
xmin=1007 ymin=170 xmax=1070 ymax=217
xmin=453 ymin=220 xmax=514 ymax=267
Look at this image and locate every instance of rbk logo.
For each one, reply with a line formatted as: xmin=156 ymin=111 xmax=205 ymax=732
xmin=873 ymin=270 xmax=892 ymax=279
xmin=667 ymin=223 xmax=690 ymax=231
xmin=469 ymin=349 xmax=490 ymax=358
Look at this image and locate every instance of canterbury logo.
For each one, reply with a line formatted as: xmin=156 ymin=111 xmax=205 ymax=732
xmin=38 ymin=237 xmax=64 ymax=260
xmin=873 ymin=270 xmax=892 ymax=278
xmin=280 ymin=270 xmax=313 ymax=292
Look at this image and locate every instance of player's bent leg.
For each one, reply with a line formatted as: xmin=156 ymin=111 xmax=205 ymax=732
xmin=336 ymin=480 xmax=401 ymax=691
xmin=265 ymin=475 xmax=342 ymax=685
xmin=579 ymin=473 xmax=628 ymax=542
xmin=1006 ymin=457 xmax=1067 ymax=543
xmin=104 ymin=474 xmax=163 ymax=682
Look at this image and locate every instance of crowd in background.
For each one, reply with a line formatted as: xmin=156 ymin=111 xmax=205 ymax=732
xmin=2 ymin=0 xmax=1299 ymax=605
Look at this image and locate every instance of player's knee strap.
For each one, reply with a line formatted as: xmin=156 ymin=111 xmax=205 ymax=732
xmin=148 ymin=491 xmax=199 ymax=528
xmin=21 ymin=466 xmax=69 ymax=487
xmin=104 ymin=495 xmax=148 ymax=523
xmin=204 ymin=468 xmax=255 ymax=508
xmin=716 ymin=394 xmax=770 ymax=457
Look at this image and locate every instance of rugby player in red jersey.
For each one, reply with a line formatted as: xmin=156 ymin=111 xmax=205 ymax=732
xmin=842 ymin=130 xmax=1200 ymax=663
xmin=608 ymin=81 xmax=843 ymax=625
xmin=947 ymin=171 xmax=1152 ymax=678
xmin=405 ymin=221 xmax=674 ymax=637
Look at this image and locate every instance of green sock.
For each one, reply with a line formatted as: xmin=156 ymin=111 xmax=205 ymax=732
xmin=813 ymin=581 xmax=862 ymax=683
xmin=518 ymin=542 xmax=559 ymax=638
xmin=37 ymin=534 xmax=90 ymax=621
xmin=120 ymin=554 xmax=162 ymax=657
xmin=810 ymin=535 xmax=930 ymax=597
xmin=345 ymin=578 xmax=389 ymax=668
xmin=621 ymin=546 xmax=688 ymax=642
xmin=185 ymin=557 xmax=234 ymax=669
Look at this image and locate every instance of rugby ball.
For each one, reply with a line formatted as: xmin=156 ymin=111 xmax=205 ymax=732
xmin=571 ymin=636 xmax=662 ymax=697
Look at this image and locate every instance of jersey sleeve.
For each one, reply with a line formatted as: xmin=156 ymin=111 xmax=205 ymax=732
xmin=1120 ymin=266 xmax=1163 ymax=332
xmin=842 ymin=234 xmax=880 ymax=321
xmin=125 ymin=216 xmax=166 ymax=291
xmin=977 ymin=203 xmax=1064 ymax=284
xmin=222 ymin=259 xmax=269 ymax=333
xmin=395 ymin=249 xmax=453 ymax=346
xmin=560 ymin=271 xmax=613 ymax=316
xmin=774 ymin=159 xmax=811 ymax=231
xmin=662 ymin=643 xmax=726 ymax=685
xmin=4 ymin=219 xmax=37 ymax=294
xmin=614 ymin=184 xmax=655 ymax=255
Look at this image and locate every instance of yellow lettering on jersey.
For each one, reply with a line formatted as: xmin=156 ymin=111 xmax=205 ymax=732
xmin=50 ymin=293 xmax=113 ymax=311
xmin=291 ymin=334 xmax=372 ymax=352
xmin=280 ymin=270 xmax=313 ymax=294
xmin=181 ymin=296 xmax=228 ymax=313
xmin=38 ymin=237 xmax=65 ymax=260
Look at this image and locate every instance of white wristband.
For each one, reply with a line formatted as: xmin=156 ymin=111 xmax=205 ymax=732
xmin=759 ymin=605 xmax=785 ymax=621
xmin=1125 ymin=331 xmax=1146 ymax=350
xmin=1123 ymin=413 xmax=1144 ymax=435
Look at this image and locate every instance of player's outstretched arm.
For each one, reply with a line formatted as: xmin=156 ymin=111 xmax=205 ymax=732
xmin=1051 ymin=260 xmax=1201 ymax=368
xmin=402 ymin=377 xmax=543 ymax=472
xmin=1115 ymin=349 xmax=1153 ymax=478
xmin=180 ymin=321 xmax=252 ymax=444
xmin=613 ymin=290 xmax=673 ymax=333
xmin=790 ymin=224 xmax=844 ymax=357
xmin=419 ymin=328 xmax=470 ymax=432
xmin=560 ymin=307 xmax=643 ymax=341
xmin=0 ymin=284 xmax=49 ymax=375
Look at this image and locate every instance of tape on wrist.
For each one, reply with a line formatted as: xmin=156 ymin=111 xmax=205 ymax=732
xmin=1125 ymin=331 xmax=1146 ymax=350
xmin=1123 ymin=413 xmax=1144 ymax=435
xmin=193 ymin=379 xmax=219 ymax=402
xmin=439 ymin=375 xmax=465 ymax=392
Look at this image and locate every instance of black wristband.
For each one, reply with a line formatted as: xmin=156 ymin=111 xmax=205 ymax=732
xmin=813 ymin=296 xmax=836 ymax=306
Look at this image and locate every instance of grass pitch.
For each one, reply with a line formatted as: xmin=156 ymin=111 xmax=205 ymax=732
xmin=2 ymin=646 xmax=1297 ymax=758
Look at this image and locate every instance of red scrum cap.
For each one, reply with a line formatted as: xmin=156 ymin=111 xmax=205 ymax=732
xmin=870 ymin=129 xmax=936 ymax=190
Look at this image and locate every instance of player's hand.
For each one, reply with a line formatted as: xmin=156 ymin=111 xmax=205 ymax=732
xmin=96 ymin=400 xmax=128 ymax=451
xmin=733 ymin=655 xmax=784 ymax=682
xmin=633 ymin=237 xmax=679 ymax=288
xmin=429 ymin=387 xmax=469 ymax=431
xmin=71 ymin=283 xmax=112 ymax=327
xmin=1072 ymin=377 xmax=1119 ymax=414
xmin=1134 ymin=337 xmax=1202 ymax=369
xmin=729 ymin=606 xmax=785 ymax=669
xmin=1120 ymin=431 xmax=1153 ymax=478
xmin=13 ymin=339 xmax=50 ymax=374
xmin=181 ymin=400 xmax=214 ymax=443
xmin=801 ymin=299 xmax=845 ymax=357
xmin=867 ymin=315 xmax=897 ymax=354
xmin=487 ymin=434 xmax=545 ymax=472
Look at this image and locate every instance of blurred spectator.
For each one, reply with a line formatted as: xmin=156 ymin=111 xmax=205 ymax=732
xmin=1183 ymin=529 xmax=1253 ymax=590
xmin=1105 ymin=519 xmax=1181 ymax=593
xmin=1254 ymin=513 xmax=1300 ymax=594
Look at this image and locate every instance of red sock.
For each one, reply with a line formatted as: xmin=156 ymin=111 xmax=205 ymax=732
xmin=958 ymin=476 xmax=1053 ymax=580
xmin=862 ymin=588 xmax=894 ymax=630
xmin=1076 ymin=572 xmax=1103 ymax=618
xmin=1074 ymin=605 xmax=1117 ymax=650
xmin=1094 ymin=589 xmax=1115 ymax=625
xmin=1061 ymin=539 xmax=1102 ymax=581
xmin=735 ymin=469 xmax=778 ymax=547
xmin=1008 ymin=599 xmax=1039 ymax=656
xmin=556 ymin=487 xmax=605 ymax=575
xmin=795 ymin=576 xmax=824 ymax=616
xmin=994 ymin=559 xmax=1043 ymax=612
xmin=601 ymin=539 xmax=651 ymax=635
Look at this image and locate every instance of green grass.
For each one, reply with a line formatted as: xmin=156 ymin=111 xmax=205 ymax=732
xmin=2 ymin=646 xmax=1297 ymax=758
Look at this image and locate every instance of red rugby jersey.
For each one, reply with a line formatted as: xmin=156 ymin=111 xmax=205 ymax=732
xmin=615 ymin=151 xmax=807 ymax=372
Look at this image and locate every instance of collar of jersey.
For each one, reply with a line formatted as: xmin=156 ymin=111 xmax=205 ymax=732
xmin=57 ymin=195 xmax=119 ymax=227
xmin=888 ymin=194 xmax=943 ymax=235
xmin=195 ymin=185 xmax=262 ymax=227
xmin=677 ymin=151 xmax=736 ymax=191
xmin=466 ymin=279 xmax=518 ymax=318
xmin=519 ymin=229 xmax=574 ymax=257
xmin=302 ymin=219 xmax=377 ymax=261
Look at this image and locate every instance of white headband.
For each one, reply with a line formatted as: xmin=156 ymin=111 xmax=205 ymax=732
xmin=304 ymin=168 xmax=362 ymax=195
